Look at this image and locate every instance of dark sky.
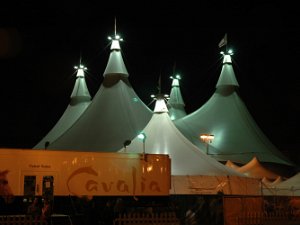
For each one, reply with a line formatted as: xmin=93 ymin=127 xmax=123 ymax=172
xmin=0 ymin=1 xmax=299 ymax=163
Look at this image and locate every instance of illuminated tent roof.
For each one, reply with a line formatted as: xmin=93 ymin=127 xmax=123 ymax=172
xmin=34 ymin=65 xmax=91 ymax=149
xmin=45 ymin=34 xmax=152 ymax=152
xmin=174 ymin=53 xmax=293 ymax=166
xmin=167 ymin=74 xmax=187 ymax=120
xmin=119 ymin=95 xmax=244 ymax=176
xmin=236 ymin=156 xmax=280 ymax=180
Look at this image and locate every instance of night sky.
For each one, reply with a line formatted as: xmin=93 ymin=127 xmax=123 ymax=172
xmin=0 ymin=1 xmax=299 ymax=164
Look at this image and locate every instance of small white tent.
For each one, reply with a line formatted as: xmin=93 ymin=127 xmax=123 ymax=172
xmin=236 ymin=156 xmax=280 ymax=180
xmin=263 ymin=173 xmax=300 ymax=196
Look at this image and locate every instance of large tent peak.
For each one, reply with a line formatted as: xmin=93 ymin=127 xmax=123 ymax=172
xmin=103 ymin=33 xmax=129 ymax=78
xmin=107 ymin=34 xmax=123 ymax=50
xmin=216 ymin=51 xmax=239 ymax=88
xmin=151 ymin=93 xmax=169 ymax=113
xmin=170 ymin=74 xmax=181 ymax=87
xmin=74 ymin=64 xmax=87 ymax=78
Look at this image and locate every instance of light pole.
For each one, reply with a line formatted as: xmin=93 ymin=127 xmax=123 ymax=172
xmin=137 ymin=132 xmax=147 ymax=158
xmin=200 ymin=134 xmax=214 ymax=155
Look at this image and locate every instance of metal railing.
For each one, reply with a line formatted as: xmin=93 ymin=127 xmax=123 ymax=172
xmin=0 ymin=215 xmax=47 ymax=225
xmin=236 ymin=211 xmax=300 ymax=225
xmin=113 ymin=212 xmax=180 ymax=225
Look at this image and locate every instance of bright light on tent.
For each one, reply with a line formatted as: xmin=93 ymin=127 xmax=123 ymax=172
xmin=75 ymin=64 xmax=87 ymax=71
xmin=138 ymin=132 xmax=147 ymax=157
xmin=200 ymin=134 xmax=214 ymax=143
xmin=170 ymin=74 xmax=181 ymax=80
xmin=138 ymin=132 xmax=147 ymax=141
xmin=200 ymin=134 xmax=214 ymax=155
xmin=108 ymin=36 xmax=112 ymax=40
xmin=147 ymin=165 xmax=153 ymax=172
xmin=228 ymin=49 xmax=233 ymax=55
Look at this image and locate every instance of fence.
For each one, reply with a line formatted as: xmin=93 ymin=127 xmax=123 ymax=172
xmin=113 ymin=212 xmax=180 ymax=225
xmin=236 ymin=211 xmax=300 ymax=225
xmin=0 ymin=215 xmax=47 ymax=225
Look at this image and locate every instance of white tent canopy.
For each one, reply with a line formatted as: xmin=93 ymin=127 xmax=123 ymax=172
xmin=119 ymin=96 xmax=244 ymax=177
xmin=46 ymin=35 xmax=152 ymax=152
xmin=175 ymin=53 xmax=292 ymax=166
xmin=34 ymin=65 xmax=91 ymax=149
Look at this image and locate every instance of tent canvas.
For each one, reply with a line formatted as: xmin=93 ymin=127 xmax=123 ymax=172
xmin=45 ymin=36 xmax=152 ymax=152
xmin=175 ymin=54 xmax=292 ymax=166
xmin=263 ymin=173 xmax=300 ymax=196
xmin=34 ymin=66 xmax=91 ymax=149
xmin=120 ymin=98 xmax=244 ymax=177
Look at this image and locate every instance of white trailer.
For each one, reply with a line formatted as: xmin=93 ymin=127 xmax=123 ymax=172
xmin=0 ymin=148 xmax=171 ymax=198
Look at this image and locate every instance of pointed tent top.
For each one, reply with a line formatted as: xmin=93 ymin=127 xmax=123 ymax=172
xmin=74 ymin=64 xmax=87 ymax=78
xmin=71 ymin=64 xmax=91 ymax=101
xmin=107 ymin=18 xmax=123 ymax=50
xmin=168 ymin=73 xmax=186 ymax=120
xmin=216 ymin=51 xmax=239 ymax=88
xmin=170 ymin=74 xmax=181 ymax=87
xmin=103 ymin=32 xmax=129 ymax=78
xmin=107 ymin=34 xmax=123 ymax=50
xmin=151 ymin=93 xmax=169 ymax=113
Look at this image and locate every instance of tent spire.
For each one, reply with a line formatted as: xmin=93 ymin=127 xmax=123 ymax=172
xmin=168 ymin=72 xmax=187 ymax=120
xmin=216 ymin=49 xmax=239 ymax=88
xmin=151 ymin=74 xmax=169 ymax=113
xmin=172 ymin=61 xmax=176 ymax=75
xmin=114 ymin=17 xmax=117 ymax=37
xmin=107 ymin=19 xmax=123 ymax=50
xmin=103 ymin=21 xmax=128 ymax=78
xmin=158 ymin=74 xmax=162 ymax=94
xmin=74 ymin=64 xmax=87 ymax=78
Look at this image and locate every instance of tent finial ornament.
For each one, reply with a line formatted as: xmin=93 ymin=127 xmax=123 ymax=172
xmin=108 ymin=17 xmax=123 ymax=42
xmin=114 ymin=17 xmax=117 ymax=36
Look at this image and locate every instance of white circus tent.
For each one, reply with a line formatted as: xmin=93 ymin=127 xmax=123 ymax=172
xmin=44 ymin=34 xmax=152 ymax=152
xmin=120 ymin=95 xmax=260 ymax=195
xmin=174 ymin=53 xmax=293 ymax=166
